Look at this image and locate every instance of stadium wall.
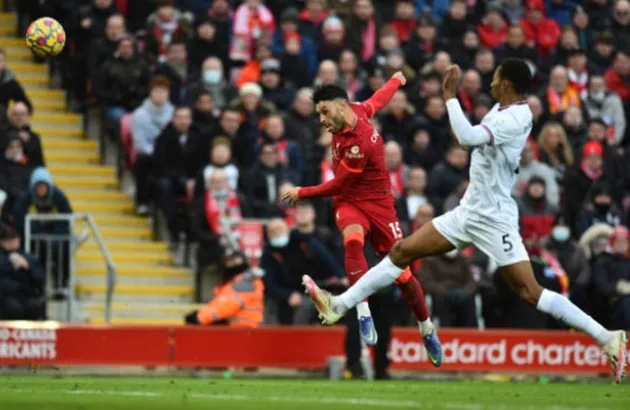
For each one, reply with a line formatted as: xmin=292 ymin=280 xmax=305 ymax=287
xmin=0 ymin=322 xmax=624 ymax=375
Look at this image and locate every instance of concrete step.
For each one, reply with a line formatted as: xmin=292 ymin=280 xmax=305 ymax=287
xmin=54 ymin=175 xmax=117 ymax=189
xmin=42 ymin=138 xmax=97 ymax=150
xmin=4 ymin=61 xmax=47 ymax=73
xmin=83 ymin=240 xmax=167 ymax=252
xmin=76 ymin=283 xmax=194 ymax=298
xmin=89 ymin=214 xmax=149 ymax=228
xmin=48 ymin=164 xmax=114 ymax=177
xmin=33 ymin=112 xmax=81 ymax=124
xmin=16 ymin=75 xmax=49 ymax=87
xmin=77 ymin=250 xmax=172 ymax=265
xmin=4 ymin=46 xmax=39 ymax=60
xmin=65 ymin=189 xmax=129 ymax=202
xmin=73 ymin=209 xmax=141 ymax=224
xmin=46 ymin=150 xmax=99 ymax=163
xmin=77 ymin=263 xmax=188 ymax=277
xmin=34 ymin=99 xmax=67 ymax=111
xmin=26 ymin=88 xmax=65 ymax=100
xmin=33 ymin=128 xmax=83 ymax=138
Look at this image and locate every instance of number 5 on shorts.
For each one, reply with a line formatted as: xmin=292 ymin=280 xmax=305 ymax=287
xmin=502 ymin=234 xmax=513 ymax=253
xmin=389 ymin=222 xmax=403 ymax=239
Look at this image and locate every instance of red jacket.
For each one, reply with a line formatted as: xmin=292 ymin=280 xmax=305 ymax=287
xmin=604 ymin=68 xmax=630 ymax=101
xmin=519 ymin=18 xmax=560 ymax=58
xmin=477 ymin=21 xmax=508 ymax=50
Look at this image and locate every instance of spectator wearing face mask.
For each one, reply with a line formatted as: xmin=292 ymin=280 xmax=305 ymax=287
xmin=188 ymin=57 xmax=237 ymax=112
xmin=593 ymin=226 xmax=630 ymax=329
xmin=191 ymin=169 xmax=246 ymax=280
xmin=575 ymin=182 xmax=624 ymax=238
xmin=260 ymin=218 xmax=344 ymax=325
xmin=0 ymin=223 xmax=45 ymax=320
xmin=419 ymin=248 xmax=478 ymax=328
xmin=544 ymin=217 xmax=591 ymax=311
xmin=582 ymin=75 xmax=626 ymax=146
xmin=131 ymin=76 xmax=175 ymax=215
xmin=194 ymin=138 xmax=240 ymax=198
xmin=185 ymin=251 xmax=264 ymax=326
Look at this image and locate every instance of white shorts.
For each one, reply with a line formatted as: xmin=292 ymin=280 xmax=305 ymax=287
xmin=433 ymin=206 xmax=529 ymax=267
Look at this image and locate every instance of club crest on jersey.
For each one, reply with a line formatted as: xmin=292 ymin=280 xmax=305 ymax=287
xmin=332 ymin=142 xmax=341 ymax=160
xmin=345 ymin=145 xmax=364 ymax=159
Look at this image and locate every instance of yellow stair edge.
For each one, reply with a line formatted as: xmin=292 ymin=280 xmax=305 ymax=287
xmin=42 ymin=139 xmax=98 ymax=149
xmin=27 ymin=89 xmax=65 ymax=99
xmin=4 ymin=62 xmax=47 ymax=73
xmin=83 ymin=241 xmax=168 ymax=252
xmin=76 ymin=283 xmax=194 ymax=297
xmin=88 ymin=215 xmax=149 ymax=227
xmin=66 ymin=191 xmax=129 ymax=201
xmin=33 ymin=129 xmax=83 ymax=138
xmin=77 ymin=252 xmax=173 ymax=265
xmin=33 ymin=113 xmax=82 ymax=123
xmin=77 ymin=264 xmax=188 ymax=275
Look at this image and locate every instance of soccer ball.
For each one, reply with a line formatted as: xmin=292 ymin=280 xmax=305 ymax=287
xmin=25 ymin=17 xmax=66 ymax=57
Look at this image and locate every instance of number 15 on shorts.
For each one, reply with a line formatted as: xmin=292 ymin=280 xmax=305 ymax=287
xmin=389 ymin=222 xmax=403 ymax=239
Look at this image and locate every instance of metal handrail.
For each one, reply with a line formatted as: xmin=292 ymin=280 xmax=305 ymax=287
xmin=25 ymin=213 xmax=117 ymax=323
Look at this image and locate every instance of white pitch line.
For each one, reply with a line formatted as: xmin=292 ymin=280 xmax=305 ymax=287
xmin=62 ymin=389 xmax=619 ymax=410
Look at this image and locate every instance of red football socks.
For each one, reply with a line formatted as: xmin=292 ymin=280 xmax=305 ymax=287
xmin=395 ymin=268 xmax=430 ymax=321
xmin=344 ymin=231 xmax=368 ymax=286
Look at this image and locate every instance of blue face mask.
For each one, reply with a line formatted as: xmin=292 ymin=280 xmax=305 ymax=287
xmin=270 ymin=235 xmax=289 ymax=248
xmin=204 ymin=70 xmax=222 ymax=84
xmin=552 ymin=226 xmax=570 ymax=243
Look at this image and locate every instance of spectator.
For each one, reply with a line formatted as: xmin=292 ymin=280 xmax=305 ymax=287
xmin=294 ymin=200 xmax=341 ymax=259
xmin=187 ymin=17 xmax=228 ymax=74
xmin=404 ymin=14 xmax=440 ymax=72
xmin=284 ymin=89 xmax=319 ymax=169
xmin=566 ymin=48 xmax=589 ymax=99
xmin=236 ymin=43 xmax=273 ymax=88
xmin=471 ymin=94 xmax=493 ymax=125
xmin=528 ymin=95 xmax=547 ymax=138
xmin=590 ymin=32 xmax=616 ymax=74
xmin=439 ymin=0 xmax=470 ymax=47
xmin=88 ymin=14 xmax=126 ymax=77
xmin=261 ymin=114 xmax=304 ymax=183
xmin=12 ymin=168 xmax=72 ymax=291
xmin=515 ymin=139 xmax=560 ymax=208
xmin=272 ymin=8 xmax=317 ymax=75
xmin=145 ymin=0 xmax=193 ymax=65
xmin=427 ymin=145 xmax=469 ymax=205
xmin=494 ymin=24 xmax=539 ymax=64
xmin=517 ymin=176 xmax=558 ymax=242
xmin=419 ymin=249 xmax=478 ymax=328
xmin=396 ymin=166 xmax=430 ymax=226
xmin=242 ymin=142 xmax=296 ymax=218
xmin=593 ymin=226 xmax=630 ymax=329
xmin=260 ymin=218 xmax=344 ymax=325
xmin=299 ymin=0 xmax=330 ymax=40
xmin=0 ymin=49 xmax=32 ymax=117
xmin=575 ymin=182 xmax=624 ymax=238
xmin=188 ymin=57 xmax=237 ymax=111
xmin=185 ymin=251 xmax=264 ymax=327
xmin=544 ymin=216 xmax=591 ymax=309
xmin=536 ymin=121 xmax=574 ymax=177
xmin=153 ymin=106 xmax=203 ymax=246
xmin=0 ymin=223 xmax=45 ymax=321
xmin=205 ymin=0 xmax=232 ymax=57
xmin=232 ymin=82 xmax=276 ymax=124
xmin=315 ymin=60 xmax=341 ymax=87
xmin=279 ymin=32 xmax=313 ymax=88
xmin=260 ymin=58 xmax=295 ymax=112
xmin=384 ymin=141 xmax=408 ymax=199
xmin=545 ymin=65 xmax=581 ymax=115
xmin=192 ymin=169 xmax=245 ymax=272
xmin=345 ymin=0 xmax=381 ymax=63
xmin=420 ymin=95 xmax=451 ymax=159
xmin=194 ymin=137 xmax=240 ymax=198
xmin=153 ymin=40 xmax=191 ymax=105
xmin=473 ymin=49 xmax=496 ymax=93
xmin=96 ymin=36 xmax=151 ymax=126
xmin=612 ymin=0 xmax=630 ymax=49
xmin=458 ymin=70 xmax=482 ymax=117
xmin=217 ymin=107 xmax=257 ymax=168
xmin=404 ymin=125 xmax=438 ymax=172
xmin=443 ymin=180 xmax=469 ymax=214
xmin=0 ymin=135 xmax=34 ymax=206
xmin=519 ymin=0 xmax=561 ymax=58
xmin=546 ymin=0 xmax=579 ymax=27
xmin=230 ymin=0 xmax=275 ymax=65
xmin=583 ymin=75 xmax=626 ymax=145
xmin=132 ymin=76 xmax=175 ymax=215
xmin=561 ymin=106 xmax=587 ymax=146
xmin=477 ymin=2 xmax=508 ymax=50
xmin=380 ymin=90 xmax=415 ymax=145
xmin=317 ymin=16 xmax=346 ymax=62
xmin=2 ymin=102 xmax=45 ymax=167
xmin=563 ymin=141 xmax=611 ymax=232
xmin=604 ymin=50 xmax=630 ymax=104
xmin=502 ymin=0 xmax=525 ymax=24
xmin=339 ymin=50 xmax=363 ymax=98
xmin=190 ymin=90 xmax=218 ymax=137
xmin=451 ymin=29 xmax=481 ymax=70
xmin=389 ymin=0 xmax=416 ymax=44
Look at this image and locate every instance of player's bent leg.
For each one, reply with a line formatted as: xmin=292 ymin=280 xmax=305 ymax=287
xmin=389 ymin=222 xmax=456 ymax=267
xmin=342 ymin=224 xmax=378 ymax=346
xmin=501 ymin=261 xmax=628 ymax=383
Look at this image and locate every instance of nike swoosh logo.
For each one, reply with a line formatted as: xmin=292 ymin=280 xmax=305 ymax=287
xmin=349 ymin=270 xmax=363 ymax=276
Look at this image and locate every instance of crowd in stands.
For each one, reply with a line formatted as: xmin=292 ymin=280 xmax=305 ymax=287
xmin=6 ymin=0 xmax=630 ymax=332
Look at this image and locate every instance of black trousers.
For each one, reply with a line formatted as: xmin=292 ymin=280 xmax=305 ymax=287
xmin=134 ymin=154 xmax=153 ymax=206
xmin=611 ymin=296 xmax=630 ymax=330
xmin=154 ymin=176 xmax=187 ymax=242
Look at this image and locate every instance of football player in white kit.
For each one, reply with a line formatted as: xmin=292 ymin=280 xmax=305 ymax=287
xmin=302 ymin=58 xmax=628 ymax=382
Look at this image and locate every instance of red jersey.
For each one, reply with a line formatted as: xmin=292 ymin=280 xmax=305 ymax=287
xmin=330 ymin=102 xmax=391 ymax=201
xmin=298 ymin=78 xmax=402 ymax=202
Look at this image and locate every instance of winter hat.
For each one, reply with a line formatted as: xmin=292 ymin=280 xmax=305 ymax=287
xmin=582 ymin=141 xmax=603 ymax=158
xmin=239 ymin=82 xmax=263 ymax=98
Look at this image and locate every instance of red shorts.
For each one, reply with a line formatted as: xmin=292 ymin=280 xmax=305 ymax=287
xmin=334 ymin=198 xmax=402 ymax=256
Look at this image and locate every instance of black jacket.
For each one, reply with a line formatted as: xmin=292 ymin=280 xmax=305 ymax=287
xmin=0 ymin=70 xmax=32 ymax=117
xmin=153 ymin=63 xmax=192 ymax=106
xmin=0 ymin=250 xmax=46 ymax=320
xmin=240 ymin=162 xmax=297 ymax=218
xmin=427 ymin=161 xmax=468 ymax=203
xmin=153 ymin=125 xmax=205 ymax=181
xmin=95 ymin=57 xmax=150 ymax=109
xmin=0 ymin=125 xmax=45 ymax=168
xmin=593 ymin=253 xmax=630 ymax=300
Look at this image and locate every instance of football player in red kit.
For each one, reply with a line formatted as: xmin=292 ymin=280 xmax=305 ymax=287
xmin=282 ymin=72 xmax=442 ymax=366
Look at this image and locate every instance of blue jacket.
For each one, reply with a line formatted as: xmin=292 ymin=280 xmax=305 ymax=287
xmin=12 ymin=167 xmax=72 ymax=238
xmin=271 ymin=31 xmax=318 ymax=75
xmin=545 ymin=0 xmax=578 ymax=27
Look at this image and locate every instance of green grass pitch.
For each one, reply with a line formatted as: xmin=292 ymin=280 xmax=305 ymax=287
xmin=0 ymin=376 xmax=628 ymax=409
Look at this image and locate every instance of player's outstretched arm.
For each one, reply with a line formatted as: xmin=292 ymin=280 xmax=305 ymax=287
xmin=442 ymin=65 xmax=492 ymax=147
xmin=281 ymin=161 xmax=361 ymax=202
xmin=361 ymin=72 xmax=407 ymax=118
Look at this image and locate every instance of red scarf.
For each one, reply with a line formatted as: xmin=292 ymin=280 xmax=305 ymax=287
xmin=299 ymin=9 xmax=329 ymax=25
xmin=389 ymin=165 xmax=404 ymax=197
xmin=151 ymin=22 xmax=182 ymax=59
xmin=540 ymin=249 xmax=569 ymax=296
xmin=458 ymin=88 xmax=474 ymax=116
xmin=361 ymin=17 xmax=377 ymax=61
xmin=546 ymin=86 xmax=580 ymax=115
xmin=205 ymin=190 xmax=242 ymax=236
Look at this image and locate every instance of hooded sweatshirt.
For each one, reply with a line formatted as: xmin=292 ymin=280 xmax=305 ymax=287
xmin=131 ymin=98 xmax=175 ymax=156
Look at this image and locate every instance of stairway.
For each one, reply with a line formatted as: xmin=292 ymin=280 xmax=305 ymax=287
xmin=0 ymin=12 xmax=201 ymax=324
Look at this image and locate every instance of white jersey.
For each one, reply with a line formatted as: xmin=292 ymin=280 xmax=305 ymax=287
xmin=459 ymin=102 xmax=533 ymax=224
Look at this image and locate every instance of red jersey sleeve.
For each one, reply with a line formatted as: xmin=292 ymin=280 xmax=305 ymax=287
xmin=356 ymin=78 xmax=402 ymax=118
xmin=297 ymin=160 xmax=361 ymax=199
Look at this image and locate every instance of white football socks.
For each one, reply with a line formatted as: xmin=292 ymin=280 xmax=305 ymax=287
xmin=336 ymin=256 xmax=403 ymax=311
xmin=356 ymin=301 xmax=371 ymax=318
xmin=537 ymin=289 xmax=613 ymax=346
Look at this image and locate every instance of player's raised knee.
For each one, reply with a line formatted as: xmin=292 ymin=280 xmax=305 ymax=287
xmin=390 ymin=239 xmax=414 ymax=267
